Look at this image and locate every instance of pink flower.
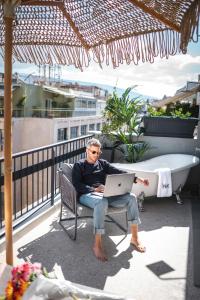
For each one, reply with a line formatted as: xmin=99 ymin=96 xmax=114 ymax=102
xmin=11 ymin=265 xmax=22 ymax=282
xmin=21 ymin=263 xmax=32 ymax=281
xmin=31 ymin=262 xmax=42 ymax=275
xmin=3 ymin=262 xmax=48 ymax=300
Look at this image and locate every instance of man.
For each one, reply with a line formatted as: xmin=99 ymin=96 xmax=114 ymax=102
xmin=72 ymin=138 xmax=149 ymax=262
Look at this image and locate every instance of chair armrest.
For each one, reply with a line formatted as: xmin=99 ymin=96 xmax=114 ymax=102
xmin=60 ymin=173 xmax=77 ymax=214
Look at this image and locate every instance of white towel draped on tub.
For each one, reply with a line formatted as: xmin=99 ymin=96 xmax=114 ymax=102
xmin=155 ymin=168 xmax=172 ymax=197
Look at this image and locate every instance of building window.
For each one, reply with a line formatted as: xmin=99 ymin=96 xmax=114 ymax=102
xmin=70 ymin=126 xmax=79 ymax=139
xmin=75 ymin=98 xmax=87 ymax=108
xmin=89 ymin=124 xmax=95 ymax=131
xmin=80 ymin=125 xmax=87 ymax=136
xmin=96 ymin=123 xmax=101 ymax=131
xmin=88 ymin=100 xmax=96 ymax=108
xmin=57 ymin=128 xmax=67 ymax=141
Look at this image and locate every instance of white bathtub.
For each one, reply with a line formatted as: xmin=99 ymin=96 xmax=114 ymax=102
xmin=112 ymin=154 xmax=199 ymax=206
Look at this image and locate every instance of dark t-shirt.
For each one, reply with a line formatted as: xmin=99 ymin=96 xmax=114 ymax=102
xmin=72 ymin=158 xmax=126 ymax=196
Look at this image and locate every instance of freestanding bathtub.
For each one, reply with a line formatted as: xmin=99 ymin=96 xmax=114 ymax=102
xmin=112 ymin=154 xmax=199 ymax=209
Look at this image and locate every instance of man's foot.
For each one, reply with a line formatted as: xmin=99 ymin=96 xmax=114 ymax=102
xmin=93 ymin=245 xmax=108 ymax=262
xmin=130 ymin=238 xmax=146 ymax=253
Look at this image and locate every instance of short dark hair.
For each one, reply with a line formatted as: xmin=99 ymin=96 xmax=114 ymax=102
xmin=86 ymin=138 xmax=101 ymax=148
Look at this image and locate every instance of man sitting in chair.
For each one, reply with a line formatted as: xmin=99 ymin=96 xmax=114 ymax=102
xmin=72 ymin=138 xmax=149 ymax=262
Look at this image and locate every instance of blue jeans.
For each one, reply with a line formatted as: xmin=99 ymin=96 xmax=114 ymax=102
xmin=79 ymin=193 xmax=141 ymax=235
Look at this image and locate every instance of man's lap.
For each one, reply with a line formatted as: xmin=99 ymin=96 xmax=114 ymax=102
xmin=79 ymin=192 xmax=135 ymax=209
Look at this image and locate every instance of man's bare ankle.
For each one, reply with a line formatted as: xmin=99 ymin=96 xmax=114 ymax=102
xmin=93 ymin=244 xmax=107 ymax=261
xmin=130 ymin=238 xmax=146 ymax=253
xmin=93 ymin=235 xmax=107 ymax=261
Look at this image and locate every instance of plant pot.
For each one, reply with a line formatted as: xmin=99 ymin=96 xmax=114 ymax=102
xmin=142 ymin=116 xmax=198 ymax=138
xmin=117 ymin=142 xmax=148 ymax=163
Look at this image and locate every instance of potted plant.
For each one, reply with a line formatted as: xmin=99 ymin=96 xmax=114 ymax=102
xmin=102 ymin=87 xmax=149 ymax=162
xmin=142 ymin=103 xmax=199 ymax=138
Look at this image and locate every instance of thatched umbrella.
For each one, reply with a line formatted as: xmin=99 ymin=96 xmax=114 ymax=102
xmin=0 ymin=0 xmax=199 ymax=265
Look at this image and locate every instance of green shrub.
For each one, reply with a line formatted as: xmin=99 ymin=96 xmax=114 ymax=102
xmin=102 ymin=87 xmax=149 ymax=162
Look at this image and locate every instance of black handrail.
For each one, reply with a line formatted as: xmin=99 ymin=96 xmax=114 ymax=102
xmin=0 ymin=134 xmax=94 ymax=235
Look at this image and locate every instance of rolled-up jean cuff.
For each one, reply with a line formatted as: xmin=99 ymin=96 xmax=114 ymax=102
xmin=129 ymin=218 xmax=141 ymax=225
xmin=94 ymin=228 xmax=105 ymax=235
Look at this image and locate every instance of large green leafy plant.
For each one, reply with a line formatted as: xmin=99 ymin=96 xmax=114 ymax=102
xmin=102 ymin=87 xmax=149 ymax=162
xmin=147 ymin=102 xmax=192 ymax=119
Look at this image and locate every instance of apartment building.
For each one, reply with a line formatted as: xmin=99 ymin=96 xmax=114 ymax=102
xmin=6 ymin=115 xmax=103 ymax=153
xmin=0 ymin=74 xmax=107 ymax=155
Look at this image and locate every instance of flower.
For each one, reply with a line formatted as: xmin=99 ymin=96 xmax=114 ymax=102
xmin=0 ymin=262 xmax=47 ymax=300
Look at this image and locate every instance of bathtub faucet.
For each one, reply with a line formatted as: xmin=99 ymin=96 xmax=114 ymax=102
xmin=173 ymin=185 xmax=183 ymax=205
xmin=137 ymin=191 xmax=145 ymax=212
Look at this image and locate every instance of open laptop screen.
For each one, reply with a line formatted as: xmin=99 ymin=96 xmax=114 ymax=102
xmin=92 ymin=173 xmax=135 ymax=197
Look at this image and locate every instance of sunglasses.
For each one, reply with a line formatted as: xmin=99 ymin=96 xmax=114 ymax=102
xmin=88 ymin=149 xmax=102 ymax=155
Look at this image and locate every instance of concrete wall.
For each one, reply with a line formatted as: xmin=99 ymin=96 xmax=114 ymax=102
xmin=96 ymin=132 xmax=198 ymax=160
xmin=12 ymin=118 xmax=54 ymax=152
xmin=138 ymin=136 xmax=198 ymax=159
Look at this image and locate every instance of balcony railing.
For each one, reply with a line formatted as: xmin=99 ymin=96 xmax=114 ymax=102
xmin=0 ymin=134 xmax=94 ymax=236
xmin=0 ymin=108 xmax=100 ymax=118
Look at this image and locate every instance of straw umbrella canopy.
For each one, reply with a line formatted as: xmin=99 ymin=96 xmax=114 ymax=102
xmin=0 ymin=0 xmax=199 ymax=265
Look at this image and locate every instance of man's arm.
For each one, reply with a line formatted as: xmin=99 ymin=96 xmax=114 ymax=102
xmin=72 ymin=163 xmax=94 ymax=194
xmin=103 ymin=160 xmax=149 ymax=186
xmin=135 ymin=177 xmax=149 ymax=186
xmin=104 ymin=160 xmax=126 ymax=175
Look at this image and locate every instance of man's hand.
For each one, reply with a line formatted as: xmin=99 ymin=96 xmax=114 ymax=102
xmin=94 ymin=184 xmax=105 ymax=192
xmin=136 ymin=178 xmax=149 ymax=186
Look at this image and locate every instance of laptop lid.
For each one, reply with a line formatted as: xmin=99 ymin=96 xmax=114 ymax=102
xmin=103 ymin=173 xmax=135 ymax=197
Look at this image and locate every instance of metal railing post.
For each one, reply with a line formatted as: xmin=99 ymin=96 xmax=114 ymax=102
xmin=51 ymin=147 xmax=55 ymax=206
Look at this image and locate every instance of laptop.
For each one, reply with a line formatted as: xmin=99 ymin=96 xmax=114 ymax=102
xmin=92 ymin=173 xmax=135 ymax=197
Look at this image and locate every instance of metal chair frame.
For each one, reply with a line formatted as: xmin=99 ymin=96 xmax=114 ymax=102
xmin=59 ymin=168 xmax=128 ymax=240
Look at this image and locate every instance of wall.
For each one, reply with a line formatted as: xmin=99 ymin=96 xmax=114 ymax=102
xmin=12 ymin=118 xmax=54 ymax=152
xmin=138 ymin=136 xmax=197 ymax=159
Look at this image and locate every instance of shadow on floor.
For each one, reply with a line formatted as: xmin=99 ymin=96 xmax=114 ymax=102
xmin=17 ymin=195 xmax=200 ymax=298
xmin=17 ymin=218 xmax=134 ymax=289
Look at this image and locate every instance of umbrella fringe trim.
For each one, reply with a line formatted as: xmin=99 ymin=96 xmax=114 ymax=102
xmin=0 ymin=28 xmax=195 ymax=69
xmin=180 ymin=0 xmax=200 ymax=53
xmin=94 ymin=29 xmax=181 ymax=68
xmin=11 ymin=45 xmax=90 ymax=71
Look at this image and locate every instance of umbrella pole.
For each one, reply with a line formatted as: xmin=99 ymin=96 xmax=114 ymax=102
xmin=4 ymin=15 xmax=14 ymax=265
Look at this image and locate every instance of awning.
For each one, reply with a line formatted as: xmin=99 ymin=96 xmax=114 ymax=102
xmin=152 ymin=86 xmax=200 ymax=108
xmin=43 ymin=86 xmax=74 ymax=98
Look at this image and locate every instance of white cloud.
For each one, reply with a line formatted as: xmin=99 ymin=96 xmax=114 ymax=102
xmin=1 ymin=49 xmax=200 ymax=99
xmin=61 ymin=53 xmax=200 ymax=98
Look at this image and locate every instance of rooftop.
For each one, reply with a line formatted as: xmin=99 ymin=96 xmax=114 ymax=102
xmin=0 ymin=192 xmax=199 ymax=299
xmin=0 ymin=133 xmax=199 ymax=299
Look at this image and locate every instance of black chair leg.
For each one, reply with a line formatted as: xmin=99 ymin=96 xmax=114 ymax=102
xmin=125 ymin=211 xmax=128 ymax=230
xmin=59 ymin=203 xmax=93 ymax=240
xmin=106 ymin=212 xmax=128 ymax=233
xmin=59 ymin=203 xmax=128 ymax=239
xmin=59 ymin=203 xmax=78 ymax=240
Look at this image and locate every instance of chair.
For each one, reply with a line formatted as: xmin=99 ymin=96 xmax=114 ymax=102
xmin=59 ymin=163 xmax=128 ymax=240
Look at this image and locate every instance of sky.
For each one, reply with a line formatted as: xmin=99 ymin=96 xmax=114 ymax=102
xmin=0 ymin=39 xmax=199 ymax=99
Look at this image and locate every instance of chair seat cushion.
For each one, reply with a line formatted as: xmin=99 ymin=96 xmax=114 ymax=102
xmin=107 ymin=206 xmax=127 ymax=214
